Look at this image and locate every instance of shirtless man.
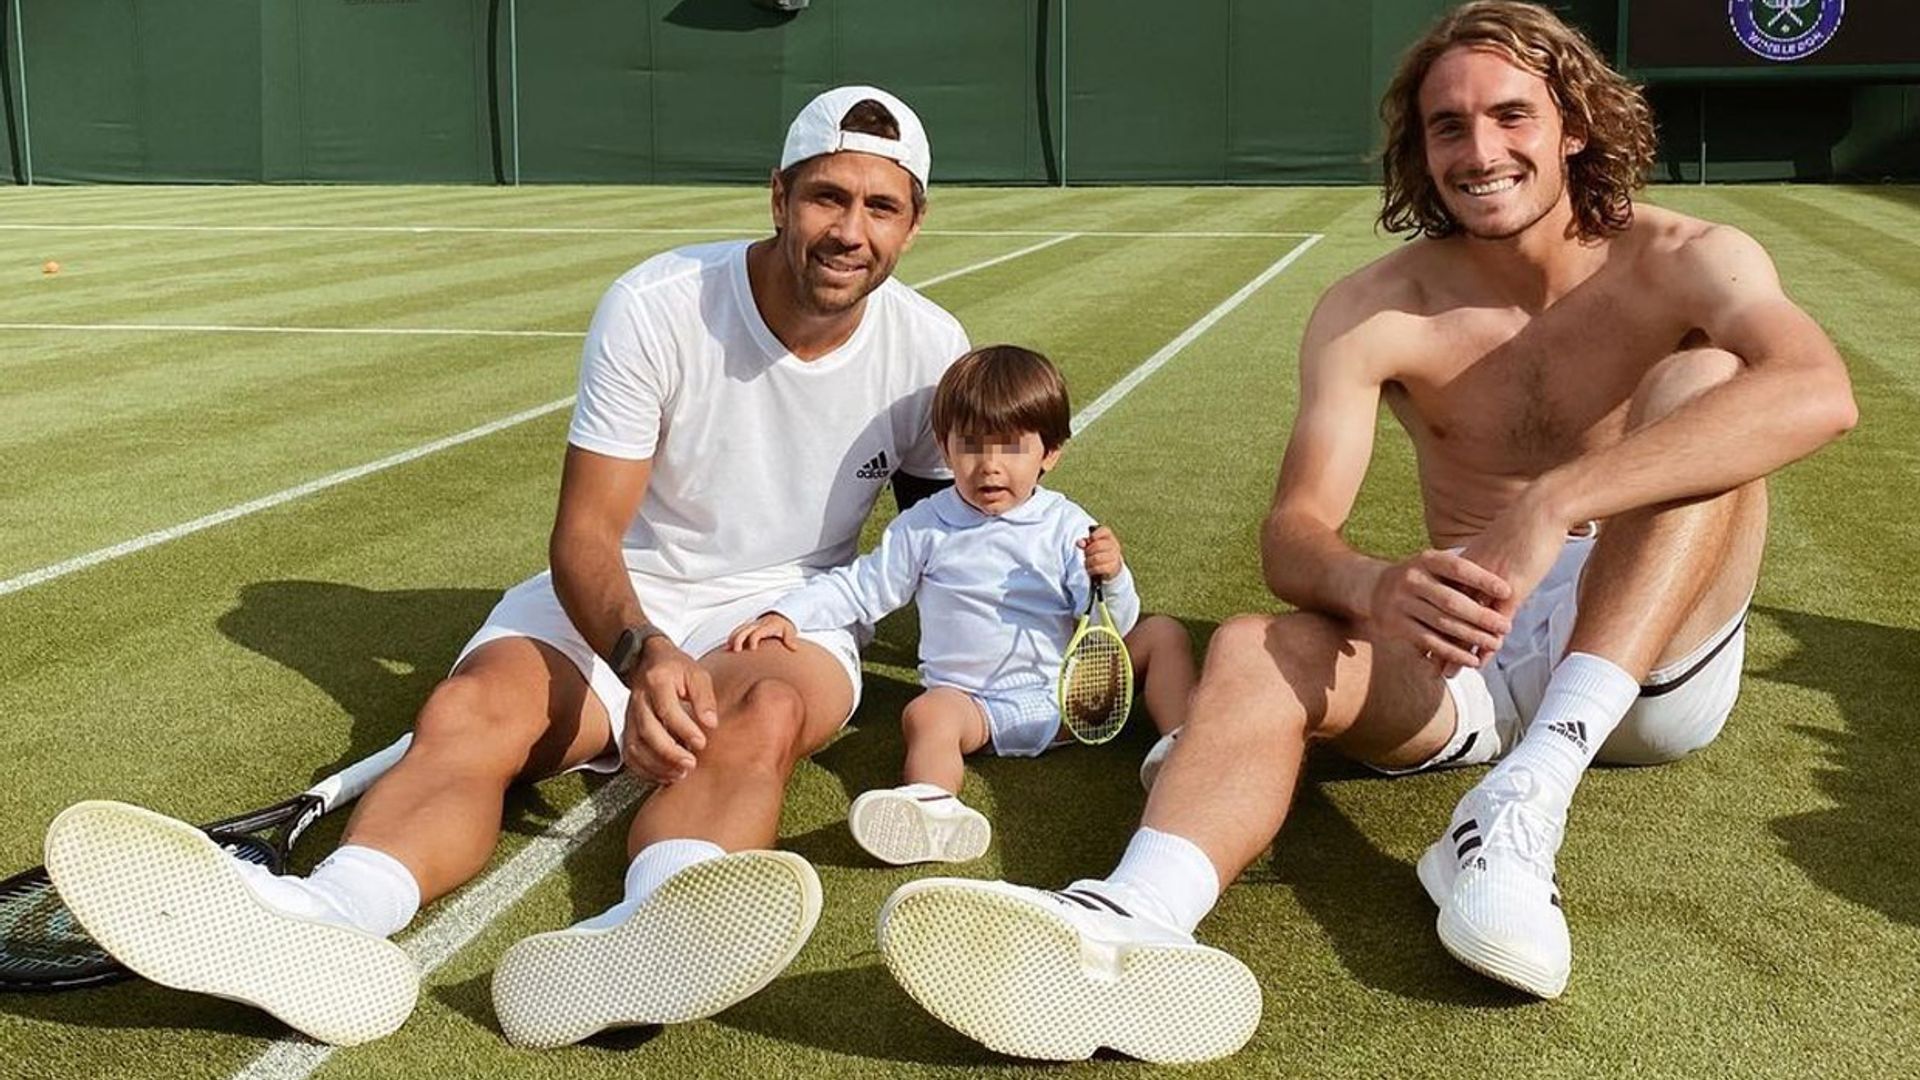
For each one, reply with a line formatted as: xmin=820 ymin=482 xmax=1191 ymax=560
xmin=873 ymin=1 xmax=1857 ymax=1062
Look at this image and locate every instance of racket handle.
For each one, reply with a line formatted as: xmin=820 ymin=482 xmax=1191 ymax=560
xmin=309 ymin=734 xmax=413 ymax=812
xmin=1086 ymin=523 xmax=1105 ymax=600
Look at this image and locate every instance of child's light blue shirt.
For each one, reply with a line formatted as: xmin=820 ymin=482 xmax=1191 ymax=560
xmin=771 ymin=486 xmax=1140 ymax=700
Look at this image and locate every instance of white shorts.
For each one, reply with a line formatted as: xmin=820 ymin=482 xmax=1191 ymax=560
xmin=1411 ymin=529 xmax=1749 ymax=773
xmin=454 ymin=568 xmax=864 ymax=774
xmin=971 ymin=685 xmax=1062 ymax=758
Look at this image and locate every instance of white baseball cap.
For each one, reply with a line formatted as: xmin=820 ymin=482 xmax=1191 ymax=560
xmin=780 ymin=85 xmax=931 ymax=188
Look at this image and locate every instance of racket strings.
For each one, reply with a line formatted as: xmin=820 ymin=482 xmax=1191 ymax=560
xmin=1061 ymin=630 xmax=1130 ymax=740
xmin=1 ymin=878 xmax=107 ymax=974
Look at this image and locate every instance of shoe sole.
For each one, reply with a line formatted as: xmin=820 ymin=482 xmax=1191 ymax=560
xmin=491 ymin=850 xmax=821 ymax=1048
xmin=1434 ymin=901 xmax=1568 ymax=999
xmin=848 ymin=790 xmax=990 ymax=866
xmin=43 ymin=801 xmax=419 ymax=1046
xmin=878 ymin=883 xmax=1260 ymax=1063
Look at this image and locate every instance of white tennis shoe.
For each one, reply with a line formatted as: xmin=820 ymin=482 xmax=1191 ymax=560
xmin=848 ymin=784 xmax=991 ymax=865
xmin=43 ymin=801 xmax=419 ymax=1046
xmin=1417 ymin=766 xmax=1571 ymax=999
xmin=491 ymin=849 xmax=821 ymax=1048
xmin=1138 ymin=727 xmax=1181 ymax=791
xmin=877 ymin=877 xmax=1260 ymax=1063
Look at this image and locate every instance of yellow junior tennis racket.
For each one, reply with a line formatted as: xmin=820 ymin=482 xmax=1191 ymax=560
xmin=1058 ymin=530 xmax=1135 ymax=745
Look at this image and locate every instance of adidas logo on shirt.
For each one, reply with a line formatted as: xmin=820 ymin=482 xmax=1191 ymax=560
xmin=855 ymin=450 xmax=890 ymax=480
xmin=1545 ymin=719 xmax=1589 ymax=751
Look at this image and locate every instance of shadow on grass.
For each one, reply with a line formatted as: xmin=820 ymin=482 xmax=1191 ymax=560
xmin=1277 ymin=777 xmax=1532 ymax=1008
xmin=434 ymin=964 xmax=991 ymax=1065
xmin=714 ymin=962 xmax=995 ymax=1066
xmin=218 ymin=580 xmax=584 ymax=849
xmin=0 ymin=976 xmax=291 ymax=1035
xmin=1757 ymin=605 xmax=1920 ymax=928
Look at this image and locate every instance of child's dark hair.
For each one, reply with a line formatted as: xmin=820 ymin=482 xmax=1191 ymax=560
xmin=931 ymin=345 xmax=1073 ymax=451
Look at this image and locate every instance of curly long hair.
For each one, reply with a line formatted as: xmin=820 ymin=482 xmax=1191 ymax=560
xmin=1378 ymin=1 xmax=1655 ymax=241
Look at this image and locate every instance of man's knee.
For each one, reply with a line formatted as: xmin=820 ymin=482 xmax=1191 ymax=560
xmin=1629 ymin=347 xmax=1741 ymax=429
xmin=1596 ymin=707 xmax=1728 ymax=766
xmin=1204 ymin=612 xmax=1343 ymax=676
xmin=706 ymin=677 xmax=808 ymax=772
xmin=413 ymin=674 xmax=548 ymax=775
xmin=1192 ymin=612 xmax=1346 ymax=737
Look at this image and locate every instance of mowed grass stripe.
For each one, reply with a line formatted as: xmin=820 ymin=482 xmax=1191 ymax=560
xmin=0 ymin=231 xmax=1082 ymax=584
xmin=0 ymin=334 xmax=577 ymax=575
xmin=1766 ymin=185 xmax=1920 ymax=251
xmin=0 ymin=235 xmax=1067 ymax=575
xmin=7 ymin=231 xmax=666 ymax=330
xmin=3 ymin=231 xmax=1053 ymax=340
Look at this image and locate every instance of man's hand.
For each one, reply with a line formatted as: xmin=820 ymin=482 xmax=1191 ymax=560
xmin=1078 ymin=525 xmax=1125 ymax=581
xmin=621 ymin=637 xmax=720 ymax=785
xmin=728 ymin=613 xmax=798 ymax=653
xmin=1365 ymin=550 xmax=1513 ymax=674
xmin=1459 ymin=486 xmax=1571 ymax=623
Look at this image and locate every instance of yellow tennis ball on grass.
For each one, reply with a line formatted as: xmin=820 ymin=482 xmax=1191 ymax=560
xmin=42 ymin=260 xmax=60 ymax=275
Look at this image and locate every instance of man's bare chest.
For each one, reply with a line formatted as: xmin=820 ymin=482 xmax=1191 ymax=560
xmin=1389 ymin=285 xmax=1694 ymax=471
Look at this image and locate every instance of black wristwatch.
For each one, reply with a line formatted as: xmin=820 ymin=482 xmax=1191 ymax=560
xmin=607 ymin=623 xmax=669 ymax=679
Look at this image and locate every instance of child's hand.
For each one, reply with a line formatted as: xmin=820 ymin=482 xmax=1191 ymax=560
xmin=1078 ymin=524 xmax=1125 ymax=582
xmin=728 ymin=612 xmax=798 ymax=652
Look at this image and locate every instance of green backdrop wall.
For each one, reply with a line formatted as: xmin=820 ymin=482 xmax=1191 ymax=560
xmin=1 ymin=0 xmax=1914 ymax=186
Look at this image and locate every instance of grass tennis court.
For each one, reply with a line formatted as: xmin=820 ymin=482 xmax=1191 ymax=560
xmin=1 ymin=183 xmax=1915 ymax=1079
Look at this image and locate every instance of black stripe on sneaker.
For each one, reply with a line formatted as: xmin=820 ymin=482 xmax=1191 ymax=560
xmin=1452 ymin=820 xmax=1479 ymax=842
xmin=1457 ymin=835 xmax=1483 ymax=858
xmin=1061 ymin=889 xmax=1132 ymax=918
xmin=1049 ymin=890 xmax=1101 ymax=911
xmin=913 ymin=794 xmax=955 ymax=802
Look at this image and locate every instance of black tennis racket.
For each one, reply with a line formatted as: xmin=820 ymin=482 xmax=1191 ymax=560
xmin=0 ymin=734 xmax=412 ymax=993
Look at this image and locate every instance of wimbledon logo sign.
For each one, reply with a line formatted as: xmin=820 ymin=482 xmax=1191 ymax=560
xmin=1729 ymin=0 xmax=1845 ymax=62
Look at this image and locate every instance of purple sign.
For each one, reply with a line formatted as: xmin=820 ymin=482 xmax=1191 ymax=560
xmin=1729 ymin=0 xmax=1846 ymax=62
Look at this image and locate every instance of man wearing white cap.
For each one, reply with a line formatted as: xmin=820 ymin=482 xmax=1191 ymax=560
xmin=43 ymin=86 xmax=966 ymax=1048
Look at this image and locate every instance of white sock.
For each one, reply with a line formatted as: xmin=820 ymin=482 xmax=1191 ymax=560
xmin=898 ymin=782 xmax=959 ymax=800
xmin=1099 ymin=827 xmax=1220 ymax=935
xmin=237 ymin=844 xmax=421 ymax=938
xmin=573 ymin=838 xmax=725 ymax=932
xmin=1485 ymin=652 xmax=1641 ymax=820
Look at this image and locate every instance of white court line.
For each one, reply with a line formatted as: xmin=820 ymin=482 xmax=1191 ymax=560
xmin=0 ymin=398 xmax=576 ymax=599
xmin=910 ymin=232 xmax=1076 ymax=288
xmin=1072 ymin=233 xmax=1323 ymax=433
xmin=0 ymin=242 xmax=1067 ymax=599
xmin=0 ymin=235 xmax=1077 ymax=339
xmin=0 ymin=222 xmax=1315 ymax=239
xmin=230 ymin=775 xmax=647 ymax=1080
xmin=0 ymin=321 xmax=581 ymax=338
xmin=224 ymin=230 xmax=1324 ymax=1080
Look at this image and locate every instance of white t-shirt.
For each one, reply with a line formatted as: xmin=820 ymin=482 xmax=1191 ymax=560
xmin=567 ymin=240 xmax=970 ymax=587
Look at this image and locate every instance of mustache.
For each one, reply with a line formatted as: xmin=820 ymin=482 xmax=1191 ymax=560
xmin=805 ymin=245 xmax=873 ymax=274
xmin=1445 ymin=161 xmax=1531 ymax=185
